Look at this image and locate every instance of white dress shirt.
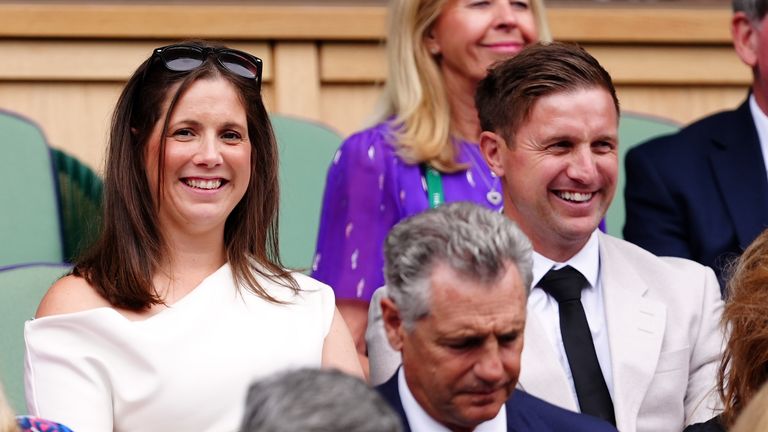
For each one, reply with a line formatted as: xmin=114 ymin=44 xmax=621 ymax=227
xmin=527 ymin=230 xmax=614 ymax=410
xmin=748 ymin=94 xmax=768 ymax=180
xmin=398 ymin=368 xmax=507 ymax=432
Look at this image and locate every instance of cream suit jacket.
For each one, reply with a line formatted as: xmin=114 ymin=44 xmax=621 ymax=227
xmin=518 ymin=233 xmax=723 ymax=432
xmin=366 ymin=233 xmax=725 ymax=432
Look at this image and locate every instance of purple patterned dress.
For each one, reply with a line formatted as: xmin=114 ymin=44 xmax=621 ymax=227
xmin=311 ymin=122 xmax=503 ymax=301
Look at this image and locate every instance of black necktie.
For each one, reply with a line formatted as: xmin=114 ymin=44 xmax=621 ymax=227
xmin=538 ymin=265 xmax=616 ymax=425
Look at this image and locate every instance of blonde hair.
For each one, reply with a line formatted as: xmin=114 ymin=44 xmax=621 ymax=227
xmin=374 ymin=0 xmax=551 ymax=172
xmin=0 ymin=382 xmax=18 ymax=432
xmin=731 ymin=380 xmax=768 ymax=432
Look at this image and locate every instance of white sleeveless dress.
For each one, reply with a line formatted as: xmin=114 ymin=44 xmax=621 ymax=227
xmin=24 ymin=264 xmax=334 ymax=432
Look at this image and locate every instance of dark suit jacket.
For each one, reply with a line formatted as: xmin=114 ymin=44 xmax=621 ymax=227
xmin=683 ymin=416 xmax=726 ymax=432
xmin=624 ymin=97 xmax=768 ymax=289
xmin=376 ymin=372 xmax=617 ymax=432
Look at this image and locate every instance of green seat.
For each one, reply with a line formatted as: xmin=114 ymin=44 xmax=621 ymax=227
xmin=0 ymin=110 xmax=63 ymax=266
xmin=0 ymin=263 xmax=70 ymax=413
xmin=271 ymin=115 xmax=343 ymax=270
xmin=605 ymin=112 xmax=680 ymax=238
xmin=50 ymin=148 xmax=103 ymax=262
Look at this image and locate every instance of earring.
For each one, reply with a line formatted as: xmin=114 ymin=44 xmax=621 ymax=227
xmin=429 ymin=46 xmax=440 ymax=55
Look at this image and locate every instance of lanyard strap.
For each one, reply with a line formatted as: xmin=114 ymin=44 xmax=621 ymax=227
xmin=423 ymin=164 xmax=444 ymax=209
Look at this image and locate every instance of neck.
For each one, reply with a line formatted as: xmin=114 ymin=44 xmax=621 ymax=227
xmin=531 ymin=238 xmax=585 ymax=264
xmin=502 ymin=206 xmax=587 ymax=263
xmin=443 ymin=72 xmax=481 ymax=143
xmin=154 ymin=224 xmax=227 ymax=304
xmin=403 ymin=372 xmax=479 ymax=432
xmin=753 ymin=81 xmax=768 ymax=117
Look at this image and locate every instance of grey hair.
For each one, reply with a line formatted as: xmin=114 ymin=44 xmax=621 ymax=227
xmin=240 ymin=368 xmax=402 ymax=432
xmin=384 ymin=202 xmax=533 ymax=329
xmin=734 ymin=0 xmax=768 ymax=22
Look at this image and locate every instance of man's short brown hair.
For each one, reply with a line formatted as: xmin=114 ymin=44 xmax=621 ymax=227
xmin=475 ymin=42 xmax=619 ymax=144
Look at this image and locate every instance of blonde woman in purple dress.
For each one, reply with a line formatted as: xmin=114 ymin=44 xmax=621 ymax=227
xmin=312 ymin=0 xmax=551 ymax=356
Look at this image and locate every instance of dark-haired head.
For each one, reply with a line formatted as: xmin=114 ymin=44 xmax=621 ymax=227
xmin=76 ymin=40 xmax=296 ymax=310
xmin=475 ymin=41 xmax=619 ymax=144
xmin=734 ymin=0 xmax=768 ymax=22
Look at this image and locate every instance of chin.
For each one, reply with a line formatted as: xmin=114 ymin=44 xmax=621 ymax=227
xmin=454 ymin=405 xmax=504 ymax=428
xmin=182 ymin=213 xmax=229 ymax=229
xmin=459 ymin=393 xmax=506 ymax=417
xmin=558 ymin=216 xmax=602 ymax=236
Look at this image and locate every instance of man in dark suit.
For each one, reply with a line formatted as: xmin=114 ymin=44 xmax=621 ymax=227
xmin=376 ymin=202 xmax=616 ymax=432
xmin=624 ymin=0 xmax=768 ymax=286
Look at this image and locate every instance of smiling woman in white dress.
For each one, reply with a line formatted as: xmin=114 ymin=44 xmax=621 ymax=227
xmin=23 ymin=40 xmax=362 ymax=432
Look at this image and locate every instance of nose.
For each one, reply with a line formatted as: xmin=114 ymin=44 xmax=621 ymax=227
xmin=193 ymin=134 xmax=223 ymax=167
xmin=474 ymin=343 xmax=506 ymax=384
xmin=493 ymin=2 xmax=520 ymax=29
xmin=566 ymin=146 xmax=598 ymax=184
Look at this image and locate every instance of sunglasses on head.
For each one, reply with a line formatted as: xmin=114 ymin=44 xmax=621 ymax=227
xmin=151 ymin=43 xmax=263 ymax=89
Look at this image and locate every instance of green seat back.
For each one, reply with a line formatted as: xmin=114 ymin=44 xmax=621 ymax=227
xmin=0 ymin=110 xmax=63 ymax=265
xmin=271 ymin=115 xmax=342 ymax=270
xmin=606 ymin=112 xmax=680 ymax=238
xmin=0 ymin=263 xmax=70 ymax=413
xmin=51 ymin=148 xmax=103 ymax=262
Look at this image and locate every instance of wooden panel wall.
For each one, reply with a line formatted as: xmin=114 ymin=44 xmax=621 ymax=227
xmin=0 ymin=3 xmax=748 ymax=172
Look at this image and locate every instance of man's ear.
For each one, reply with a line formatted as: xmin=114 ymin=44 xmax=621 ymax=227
xmin=479 ymin=130 xmax=507 ymax=178
xmin=733 ymin=12 xmax=760 ymax=68
xmin=381 ymin=297 xmax=405 ymax=352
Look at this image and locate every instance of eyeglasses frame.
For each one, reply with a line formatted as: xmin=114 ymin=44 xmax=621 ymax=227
xmin=151 ymin=43 xmax=264 ymax=91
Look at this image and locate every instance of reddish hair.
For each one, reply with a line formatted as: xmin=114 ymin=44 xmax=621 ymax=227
xmin=719 ymin=228 xmax=768 ymax=426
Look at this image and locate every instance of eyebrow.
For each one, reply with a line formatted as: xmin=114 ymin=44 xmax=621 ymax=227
xmin=438 ymin=320 xmax=525 ymax=338
xmin=593 ymin=134 xmax=618 ymax=142
xmin=544 ymin=135 xmax=575 ymax=143
xmin=220 ymin=121 xmax=247 ymax=131
xmin=544 ymin=132 xmax=617 ymax=142
xmin=169 ymin=120 xmax=247 ymax=131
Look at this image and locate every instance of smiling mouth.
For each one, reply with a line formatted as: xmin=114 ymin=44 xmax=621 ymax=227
xmin=483 ymin=41 xmax=524 ymax=48
xmin=182 ymin=178 xmax=226 ymax=190
xmin=555 ymin=191 xmax=593 ymax=203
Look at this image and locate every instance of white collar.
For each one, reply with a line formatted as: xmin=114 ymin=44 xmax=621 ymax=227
xmin=532 ymin=230 xmax=600 ymax=289
xmin=398 ymin=368 xmax=507 ymax=431
xmin=748 ymin=94 xmax=768 ymax=181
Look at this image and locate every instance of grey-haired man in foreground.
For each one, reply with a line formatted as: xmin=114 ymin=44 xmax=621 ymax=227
xmin=375 ymin=202 xmax=616 ymax=432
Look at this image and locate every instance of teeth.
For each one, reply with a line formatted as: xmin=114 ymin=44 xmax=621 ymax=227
xmin=184 ymin=179 xmax=222 ymax=190
xmin=557 ymin=191 xmax=592 ymax=202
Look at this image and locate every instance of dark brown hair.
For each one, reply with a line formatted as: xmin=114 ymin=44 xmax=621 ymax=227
xmin=475 ymin=41 xmax=619 ymax=143
xmin=719 ymin=229 xmax=768 ymax=426
xmin=74 ymin=40 xmax=298 ymax=310
xmin=733 ymin=0 xmax=768 ymax=22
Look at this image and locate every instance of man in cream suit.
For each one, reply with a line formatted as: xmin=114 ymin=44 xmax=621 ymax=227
xmin=366 ymin=42 xmax=724 ymax=432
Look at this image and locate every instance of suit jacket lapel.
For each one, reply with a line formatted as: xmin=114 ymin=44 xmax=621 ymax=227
xmin=518 ymin=309 xmax=578 ymax=411
xmin=599 ymin=233 xmax=667 ymax=432
xmin=376 ymin=371 xmax=412 ymax=432
xmin=708 ymin=99 xmax=768 ymax=250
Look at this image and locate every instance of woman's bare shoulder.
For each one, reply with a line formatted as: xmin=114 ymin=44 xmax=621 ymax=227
xmin=36 ymin=274 xmax=111 ymax=318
